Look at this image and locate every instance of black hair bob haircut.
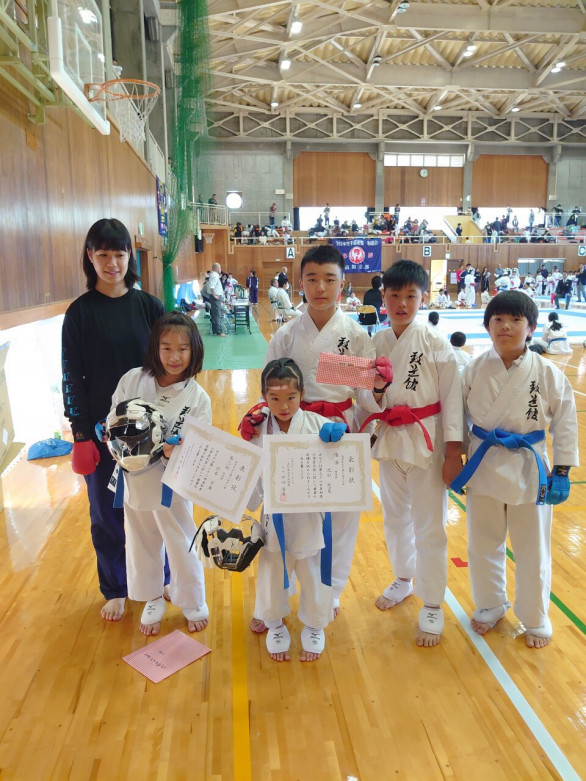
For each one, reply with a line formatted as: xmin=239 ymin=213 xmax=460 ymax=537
xmin=82 ymin=218 xmax=139 ymax=290
xmin=143 ymin=312 xmax=204 ymax=380
xmin=483 ymin=291 xmax=539 ymax=331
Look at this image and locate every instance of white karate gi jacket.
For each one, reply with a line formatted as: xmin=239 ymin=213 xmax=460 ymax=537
xmin=356 ymin=321 xmax=463 ymax=468
xmin=461 ymin=348 xmax=578 ymax=505
xmin=110 ymin=367 xmax=211 ymax=510
xmin=247 ymin=408 xmax=330 ymax=557
xmin=265 ymin=308 xmax=375 ymax=423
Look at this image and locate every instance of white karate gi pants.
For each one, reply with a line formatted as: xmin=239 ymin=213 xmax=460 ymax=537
xmin=331 ymin=510 xmax=361 ymax=599
xmin=466 ymin=494 xmax=552 ymax=629
xmin=125 ymin=502 xmax=205 ymax=609
xmin=378 ymin=456 xmax=447 ymax=606
xmin=255 ymin=549 xmax=334 ymax=629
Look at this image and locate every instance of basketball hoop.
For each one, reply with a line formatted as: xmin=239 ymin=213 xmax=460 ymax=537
xmin=203 ymin=233 xmax=215 ymax=245
xmin=85 ymin=79 xmax=161 ymax=146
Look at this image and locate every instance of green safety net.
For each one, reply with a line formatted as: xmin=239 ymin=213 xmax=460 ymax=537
xmin=161 ymin=0 xmax=212 ymax=311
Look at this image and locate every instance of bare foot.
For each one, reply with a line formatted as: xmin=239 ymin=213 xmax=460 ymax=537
xmin=300 ymin=650 xmax=320 ymax=661
xmin=101 ymin=597 xmax=125 ymax=621
xmin=187 ymin=617 xmax=209 ymax=632
xmin=300 ymin=627 xmax=324 ymax=661
xmin=140 ymin=620 xmax=161 ymax=636
xmin=375 ymin=578 xmax=413 ymax=611
xmin=140 ymin=597 xmax=166 ymax=636
xmin=270 ymin=650 xmax=291 ymax=662
xmin=183 ymin=604 xmax=209 ymax=633
xmin=471 ymin=618 xmax=493 ymax=635
xmin=250 ymin=617 xmax=268 ymax=633
xmin=471 ymin=603 xmax=510 ymax=635
xmin=333 ymin=597 xmax=340 ymax=619
xmin=266 ymin=624 xmax=290 ymax=660
xmin=163 ymin=584 xmax=171 ymax=601
xmin=525 ymin=633 xmax=550 ymax=648
xmin=416 ymin=606 xmax=443 ymax=647
xmin=416 ymin=629 xmax=441 ymax=647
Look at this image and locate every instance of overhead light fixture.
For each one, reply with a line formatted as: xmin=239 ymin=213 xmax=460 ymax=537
xmin=372 ymin=54 xmax=382 ymax=67
xmin=551 ymin=66 xmax=562 ymax=73
xmin=433 ymin=104 xmax=442 ymax=110
xmin=280 ymin=57 xmax=291 ymax=70
xmin=396 ymin=1 xmax=409 ymax=13
xmin=556 ymin=61 xmax=566 ymax=68
xmin=290 ymin=18 xmax=302 ymax=35
xmin=354 ymin=102 xmax=362 ymax=109
xmin=271 ymin=100 xmax=279 ymax=108
xmin=511 ymin=106 xmax=520 ymax=112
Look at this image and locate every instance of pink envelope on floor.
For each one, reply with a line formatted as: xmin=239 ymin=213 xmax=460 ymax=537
xmin=123 ymin=629 xmax=211 ymax=683
xmin=316 ymin=352 xmax=377 ymax=389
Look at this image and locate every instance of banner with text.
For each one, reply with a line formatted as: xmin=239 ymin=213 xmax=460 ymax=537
xmin=333 ymin=237 xmax=382 ymax=274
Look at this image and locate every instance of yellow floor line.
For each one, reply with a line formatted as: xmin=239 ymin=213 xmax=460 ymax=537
xmin=232 ymin=574 xmax=252 ymax=781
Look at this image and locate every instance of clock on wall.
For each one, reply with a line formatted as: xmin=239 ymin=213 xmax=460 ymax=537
xmin=419 ymin=168 xmax=429 ymax=178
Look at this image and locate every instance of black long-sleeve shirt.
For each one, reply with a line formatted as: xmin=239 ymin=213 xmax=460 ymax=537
xmin=62 ymin=288 xmax=164 ymax=442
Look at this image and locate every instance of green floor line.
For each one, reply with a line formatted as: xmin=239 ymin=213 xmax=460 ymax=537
xmin=448 ymin=490 xmax=585 ymax=635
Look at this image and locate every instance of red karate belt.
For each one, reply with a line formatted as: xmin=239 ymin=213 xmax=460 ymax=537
xmin=359 ymin=401 xmax=441 ymax=452
xmin=300 ymin=397 xmax=353 ymax=426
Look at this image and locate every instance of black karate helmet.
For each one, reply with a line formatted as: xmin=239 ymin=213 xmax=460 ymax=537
xmin=190 ymin=515 xmax=264 ymax=572
xmin=105 ymin=398 xmax=167 ymax=473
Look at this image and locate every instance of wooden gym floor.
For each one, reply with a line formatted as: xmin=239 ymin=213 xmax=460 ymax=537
xmin=0 ymin=302 xmax=584 ymax=781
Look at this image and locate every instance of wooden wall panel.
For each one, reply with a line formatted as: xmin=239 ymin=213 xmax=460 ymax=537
xmin=0 ymin=81 xmax=164 ymax=316
xmin=472 ymin=155 xmax=548 ymax=207
xmin=293 ymin=152 xmax=375 ymax=207
xmin=384 ymin=167 xmax=463 ymax=208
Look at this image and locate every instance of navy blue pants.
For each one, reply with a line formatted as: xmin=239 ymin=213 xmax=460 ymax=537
xmin=85 ymin=440 xmax=170 ymax=599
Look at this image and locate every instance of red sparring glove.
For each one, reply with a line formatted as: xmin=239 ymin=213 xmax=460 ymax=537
xmin=375 ymin=356 xmax=393 ymax=384
xmin=238 ymin=412 xmax=266 ymax=441
xmin=71 ymin=440 xmax=101 ymax=475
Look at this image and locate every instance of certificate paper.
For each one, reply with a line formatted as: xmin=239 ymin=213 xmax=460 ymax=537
xmin=263 ymin=434 xmax=372 ymax=515
xmin=162 ymin=418 xmax=264 ymax=523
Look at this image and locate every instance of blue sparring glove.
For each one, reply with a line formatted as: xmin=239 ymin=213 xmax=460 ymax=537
xmin=166 ymin=435 xmax=181 ymax=446
xmin=545 ymin=466 xmax=570 ymax=505
xmin=319 ymin=422 xmax=347 ymax=443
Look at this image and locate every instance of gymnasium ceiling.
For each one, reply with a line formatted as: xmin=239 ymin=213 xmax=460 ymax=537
xmin=163 ymin=0 xmax=586 ymax=144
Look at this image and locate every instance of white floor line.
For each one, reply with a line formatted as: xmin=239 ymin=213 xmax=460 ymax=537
xmin=370 ymin=477 xmax=581 ymax=781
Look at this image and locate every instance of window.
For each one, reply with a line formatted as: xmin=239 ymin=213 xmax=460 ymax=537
xmin=383 ymin=153 xmax=464 ymax=168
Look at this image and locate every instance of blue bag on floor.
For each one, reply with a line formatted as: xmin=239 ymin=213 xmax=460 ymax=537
xmin=27 ymin=438 xmax=73 ymax=460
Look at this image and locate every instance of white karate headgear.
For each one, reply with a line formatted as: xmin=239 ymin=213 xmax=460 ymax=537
xmin=106 ymin=398 xmax=167 ymax=473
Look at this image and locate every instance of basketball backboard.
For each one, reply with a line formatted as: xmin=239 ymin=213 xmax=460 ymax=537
xmin=47 ymin=0 xmax=110 ymax=134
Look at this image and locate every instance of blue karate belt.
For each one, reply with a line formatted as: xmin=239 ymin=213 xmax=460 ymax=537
xmin=450 ymin=425 xmax=547 ymax=505
xmin=549 ymin=337 xmax=567 ymax=343
xmin=272 ymin=512 xmax=333 ymax=590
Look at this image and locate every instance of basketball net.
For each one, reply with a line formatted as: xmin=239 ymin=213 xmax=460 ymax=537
xmin=86 ymin=79 xmax=160 ymax=147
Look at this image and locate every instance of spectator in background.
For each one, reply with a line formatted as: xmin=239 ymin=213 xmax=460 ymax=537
xmin=269 ymin=203 xmax=277 ymax=226
xmin=324 ymin=203 xmax=331 ymax=226
xmin=363 ymin=274 xmax=384 ymax=321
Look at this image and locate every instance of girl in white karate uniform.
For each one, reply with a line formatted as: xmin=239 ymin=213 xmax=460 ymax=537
xmin=109 ymin=312 xmax=211 ymax=636
xmin=247 ymin=358 xmax=344 ymax=662
xmin=532 ymin=312 xmax=573 ymax=354
xmin=454 ymin=293 xmax=578 ymax=647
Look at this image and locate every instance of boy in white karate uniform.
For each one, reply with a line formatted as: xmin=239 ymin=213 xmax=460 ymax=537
xmin=452 ymin=292 xmax=578 ymax=647
xmin=357 ymin=260 xmax=463 ymax=647
xmin=241 ymin=245 xmax=377 ymax=632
